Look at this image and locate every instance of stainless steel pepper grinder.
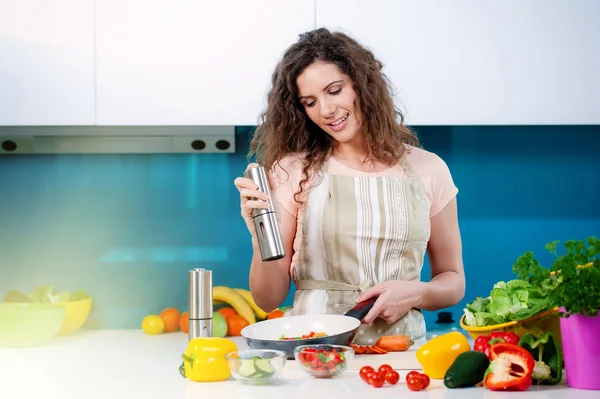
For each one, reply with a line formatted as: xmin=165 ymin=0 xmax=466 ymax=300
xmin=243 ymin=165 xmax=286 ymax=261
xmin=188 ymin=268 xmax=212 ymax=340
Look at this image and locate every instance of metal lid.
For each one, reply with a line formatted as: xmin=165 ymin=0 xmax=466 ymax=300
xmin=188 ymin=268 xmax=212 ymax=319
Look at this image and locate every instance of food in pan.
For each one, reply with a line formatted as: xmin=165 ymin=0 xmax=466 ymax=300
xmin=279 ymin=331 xmax=327 ymax=340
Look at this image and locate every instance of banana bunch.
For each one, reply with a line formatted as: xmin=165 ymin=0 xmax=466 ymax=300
xmin=212 ymin=286 xmax=269 ymax=324
xmin=234 ymin=288 xmax=269 ymax=320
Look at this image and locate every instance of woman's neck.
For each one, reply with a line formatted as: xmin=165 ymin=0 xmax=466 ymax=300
xmin=332 ymin=141 xmax=388 ymax=173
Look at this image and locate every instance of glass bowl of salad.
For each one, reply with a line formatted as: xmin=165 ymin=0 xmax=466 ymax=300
xmin=294 ymin=344 xmax=354 ymax=378
xmin=226 ymin=349 xmax=287 ymax=384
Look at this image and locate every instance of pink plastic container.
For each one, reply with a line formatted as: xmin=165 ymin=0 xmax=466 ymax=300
xmin=559 ymin=309 xmax=600 ymax=390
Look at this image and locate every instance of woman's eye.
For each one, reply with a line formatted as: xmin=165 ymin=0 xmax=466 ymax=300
xmin=330 ymin=88 xmax=341 ymax=95
xmin=306 ymin=101 xmax=316 ymax=108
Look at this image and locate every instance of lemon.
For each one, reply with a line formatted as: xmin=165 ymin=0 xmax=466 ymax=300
xmin=142 ymin=315 xmax=165 ymax=335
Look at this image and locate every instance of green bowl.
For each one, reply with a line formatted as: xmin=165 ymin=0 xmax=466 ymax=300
xmin=0 ymin=302 xmax=66 ymax=347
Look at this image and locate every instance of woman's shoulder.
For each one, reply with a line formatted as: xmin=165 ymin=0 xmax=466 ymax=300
xmin=269 ymin=152 xmax=314 ymax=191
xmin=402 ymin=144 xmax=458 ymax=217
xmin=403 ymin=144 xmax=448 ymax=171
xmin=273 ymin=152 xmax=307 ymax=172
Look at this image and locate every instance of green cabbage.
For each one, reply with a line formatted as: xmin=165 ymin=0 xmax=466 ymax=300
xmin=463 ymin=279 xmax=551 ymax=327
xmin=4 ymin=286 xmax=89 ymax=304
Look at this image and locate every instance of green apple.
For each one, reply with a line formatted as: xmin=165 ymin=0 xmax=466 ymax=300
xmin=213 ymin=311 xmax=228 ymax=338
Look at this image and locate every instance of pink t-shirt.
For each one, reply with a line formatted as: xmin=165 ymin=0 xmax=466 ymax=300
xmin=270 ymin=145 xmax=459 ymax=274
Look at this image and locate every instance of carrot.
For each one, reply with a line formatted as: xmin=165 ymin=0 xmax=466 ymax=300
xmin=375 ymin=335 xmax=414 ymax=352
xmin=372 ymin=345 xmax=388 ymax=354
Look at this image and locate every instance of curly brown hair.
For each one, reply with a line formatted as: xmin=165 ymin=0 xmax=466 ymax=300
xmin=249 ymin=28 xmax=420 ymax=205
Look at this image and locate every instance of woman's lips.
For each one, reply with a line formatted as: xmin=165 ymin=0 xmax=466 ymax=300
xmin=328 ymin=113 xmax=349 ymax=132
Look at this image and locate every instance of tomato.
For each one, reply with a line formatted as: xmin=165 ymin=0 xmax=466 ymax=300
xmin=407 ymin=376 xmax=423 ymax=391
xmin=359 ymin=366 xmax=374 ymax=382
xmin=368 ymin=371 xmax=385 ymax=388
xmin=385 ymin=370 xmax=400 ymax=385
xmin=419 ymin=373 xmax=430 ymax=389
xmin=405 ymin=370 xmax=420 ymax=381
xmin=378 ymin=364 xmax=393 ymax=375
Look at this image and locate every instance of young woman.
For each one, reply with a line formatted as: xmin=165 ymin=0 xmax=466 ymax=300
xmin=234 ymin=28 xmax=465 ymax=343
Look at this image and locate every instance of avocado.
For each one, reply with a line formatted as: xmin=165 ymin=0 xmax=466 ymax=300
xmin=444 ymin=350 xmax=490 ymax=388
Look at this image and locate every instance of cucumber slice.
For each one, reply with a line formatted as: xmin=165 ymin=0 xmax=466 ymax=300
xmin=238 ymin=359 xmax=257 ymax=377
xmin=255 ymin=358 xmax=275 ymax=377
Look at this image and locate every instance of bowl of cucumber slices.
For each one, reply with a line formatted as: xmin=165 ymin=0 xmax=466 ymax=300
xmin=225 ymin=349 xmax=287 ymax=384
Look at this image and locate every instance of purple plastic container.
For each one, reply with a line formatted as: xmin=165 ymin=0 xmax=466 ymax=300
xmin=559 ymin=309 xmax=600 ymax=390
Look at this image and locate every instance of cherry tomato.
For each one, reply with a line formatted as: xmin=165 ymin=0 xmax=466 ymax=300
xmin=378 ymin=364 xmax=393 ymax=375
xmin=368 ymin=371 xmax=385 ymax=388
xmin=419 ymin=373 xmax=430 ymax=389
xmin=407 ymin=376 xmax=423 ymax=391
xmin=405 ymin=370 xmax=420 ymax=381
xmin=385 ymin=370 xmax=400 ymax=385
xmin=359 ymin=366 xmax=374 ymax=382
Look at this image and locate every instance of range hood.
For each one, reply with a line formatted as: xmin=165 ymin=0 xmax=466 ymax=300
xmin=0 ymin=126 xmax=236 ymax=155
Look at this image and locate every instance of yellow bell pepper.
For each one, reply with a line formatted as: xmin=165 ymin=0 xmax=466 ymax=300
xmin=416 ymin=331 xmax=470 ymax=379
xmin=181 ymin=337 xmax=238 ymax=382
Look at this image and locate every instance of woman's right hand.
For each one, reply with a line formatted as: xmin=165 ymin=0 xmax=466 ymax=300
xmin=233 ymin=163 xmax=272 ymax=237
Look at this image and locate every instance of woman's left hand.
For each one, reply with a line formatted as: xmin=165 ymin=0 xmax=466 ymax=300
xmin=355 ymin=280 xmax=425 ymax=324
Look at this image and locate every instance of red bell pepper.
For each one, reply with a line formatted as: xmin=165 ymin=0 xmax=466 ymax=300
xmin=484 ymin=343 xmax=535 ymax=391
xmin=474 ymin=331 xmax=520 ymax=359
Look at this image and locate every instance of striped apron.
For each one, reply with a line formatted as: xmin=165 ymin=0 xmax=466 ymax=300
xmin=285 ymin=157 xmax=431 ymax=345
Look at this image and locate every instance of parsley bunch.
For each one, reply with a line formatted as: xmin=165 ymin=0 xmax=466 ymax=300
xmin=512 ymin=236 xmax=600 ymax=318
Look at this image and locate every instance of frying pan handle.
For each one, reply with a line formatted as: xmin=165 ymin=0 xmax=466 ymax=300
xmin=344 ymin=296 xmax=378 ymax=320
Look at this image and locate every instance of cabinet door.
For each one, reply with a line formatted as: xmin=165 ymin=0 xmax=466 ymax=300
xmin=95 ymin=0 xmax=315 ymax=126
xmin=0 ymin=0 xmax=95 ymax=126
xmin=316 ymin=0 xmax=600 ymax=125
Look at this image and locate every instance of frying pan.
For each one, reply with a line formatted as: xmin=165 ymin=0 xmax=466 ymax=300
xmin=240 ymin=297 xmax=377 ymax=359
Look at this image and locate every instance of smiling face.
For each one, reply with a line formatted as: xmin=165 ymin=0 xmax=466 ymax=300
xmin=296 ymin=60 xmax=363 ymax=146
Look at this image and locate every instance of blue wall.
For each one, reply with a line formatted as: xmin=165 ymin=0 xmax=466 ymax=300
xmin=0 ymin=126 xmax=598 ymax=329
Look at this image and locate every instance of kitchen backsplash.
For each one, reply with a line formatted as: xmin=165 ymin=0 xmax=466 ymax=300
xmin=0 ymin=125 xmax=598 ymax=329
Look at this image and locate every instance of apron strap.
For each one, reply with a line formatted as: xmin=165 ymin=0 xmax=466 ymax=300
xmin=398 ymin=155 xmax=419 ymax=180
xmin=295 ymin=279 xmax=372 ymax=292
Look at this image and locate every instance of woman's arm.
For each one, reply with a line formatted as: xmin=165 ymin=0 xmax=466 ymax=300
xmin=416 ymin=197 xmax=466 ymax=310
xmin=248 ymin=202 xmax=297 ymax=312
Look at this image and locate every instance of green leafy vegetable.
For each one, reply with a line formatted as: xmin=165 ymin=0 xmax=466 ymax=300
xmin=463 ymin=279 xmax=552 ymax=327
xmin=512 ymin=236 xmax=600 ymax=318
xmin=3 ymin=286 xmax=89 ymax=304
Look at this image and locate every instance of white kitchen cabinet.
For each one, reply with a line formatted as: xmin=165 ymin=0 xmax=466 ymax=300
xmin=0 ymin=0 xmax=96 ymax=126
xmin=95 ymin=0 xmax=315 ymax=126
xmin=316 ymin=0 xmax=600 ymax=125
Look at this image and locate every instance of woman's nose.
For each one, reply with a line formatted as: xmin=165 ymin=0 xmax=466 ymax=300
xmin=320 ymin=100 xmax=336 ymax=118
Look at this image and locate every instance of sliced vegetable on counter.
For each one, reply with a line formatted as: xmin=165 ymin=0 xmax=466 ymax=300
xmin=484 ymin=343 xmax=535 ymax=391
xmin=473 ymin=331 xmax=520 ymax=359
xmin=416 ymin=331 xmax=471 ymax=379
xmin=444 ymin=350 xmax=490 ymax=389
xmin=518 ymin=331 xmax=563 ymax=385
xmin=349 ymin=344 xmax=388 ymax=354
xmin=180 ymin=337 xmax=238 ymax=382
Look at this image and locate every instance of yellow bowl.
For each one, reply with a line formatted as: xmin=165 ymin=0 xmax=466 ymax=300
xmin=56 ymin=296 xmax=93 ymax=335
xmin=460 ymin=307 xmax=562 ymax=346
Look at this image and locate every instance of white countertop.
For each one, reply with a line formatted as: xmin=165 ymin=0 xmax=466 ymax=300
xmin=0 ymin=330 xmax=594 ymax=399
